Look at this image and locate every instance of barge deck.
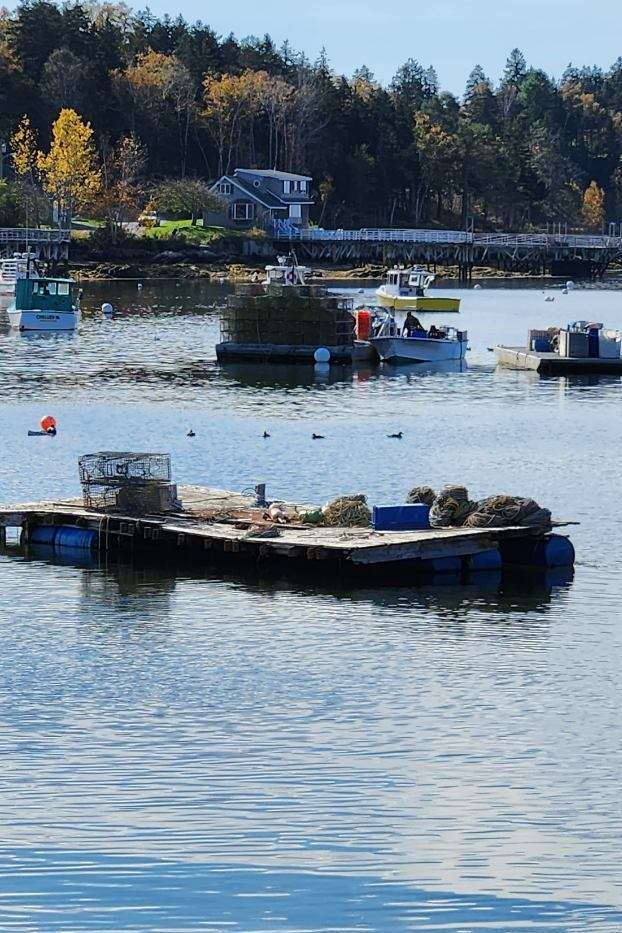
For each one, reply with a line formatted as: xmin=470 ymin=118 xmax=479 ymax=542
xmin=0 ymin=485 xmax=574 ymax=582
xmin=495 ymin=345 xmax=622 ymax=374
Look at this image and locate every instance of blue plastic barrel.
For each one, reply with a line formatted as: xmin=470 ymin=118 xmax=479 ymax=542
xmin=29 ymin=525 xmax=58 ymax=545
xmin=500 ymin=534 xmax=575 ymax=569
xmin=425 ymin=556 xmax=462 ymax=574
xmin=467 ymin=548 xmax=502 ymax=572
xmin=54 ymin=526 xmax=98 ymax=551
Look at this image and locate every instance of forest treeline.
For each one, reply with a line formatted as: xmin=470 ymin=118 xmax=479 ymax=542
xmin=1 ymin=0 xmax=622 ymax=231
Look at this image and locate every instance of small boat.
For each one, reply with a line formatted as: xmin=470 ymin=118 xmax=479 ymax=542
xmin=376 ymin=266 xmax=460 ymax=312
xmin=264 ymin=253 xmax=311 ymax=286
xmin=369 ymin=310 xmax=468 ymax=364
xmin=7 ymin=274 xmax=80 ymax=331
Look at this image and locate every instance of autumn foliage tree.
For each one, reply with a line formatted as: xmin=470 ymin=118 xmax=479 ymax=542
xmin=582 ymin=180 xmax=605 ymax=230
xmin=37 ymin=108 xmax=102 ymax=223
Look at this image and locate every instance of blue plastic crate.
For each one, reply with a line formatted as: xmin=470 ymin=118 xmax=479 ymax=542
xmin=372 ymin=504 xmax=430 ymax=531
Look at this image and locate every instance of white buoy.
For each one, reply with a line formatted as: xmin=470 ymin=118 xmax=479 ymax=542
xmin=101 ymin=302 xmax=113 ymax=315
xmin=137 ymin=282 xmax=143 ymax=290
xmin=473 ymin=283 xmax=482 ymax=290
xmin=562 ymin=288 xmax=568 ymax=295
xmin=566 ymin=280 xmax=575 ymax=290
xmin=314 ymin=347 xmax=330 ymax=364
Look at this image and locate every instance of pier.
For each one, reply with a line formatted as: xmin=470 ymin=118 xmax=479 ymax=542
xmin=267 ymin=224 xmax=622 ymax=280
xmin=0 ymin=227 xmax=71 ymax=260
xmin=0 ymin=485 xmax=575 ymax=583
xmin=495 ymin=345 xmax=622 ymax=374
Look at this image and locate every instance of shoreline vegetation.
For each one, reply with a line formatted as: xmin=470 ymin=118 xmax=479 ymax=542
xmin=2 ymin=4 xmax=622 ymax=255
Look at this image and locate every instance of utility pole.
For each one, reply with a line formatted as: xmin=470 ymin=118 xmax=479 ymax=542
xmin=0 ymin=140 xmax=6 ymax=180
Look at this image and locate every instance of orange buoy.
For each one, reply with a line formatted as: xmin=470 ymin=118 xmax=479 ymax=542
xmin=40 ymin=415 xmax=57 ymax=433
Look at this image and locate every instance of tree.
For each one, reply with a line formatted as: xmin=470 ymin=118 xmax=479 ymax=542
xmin=153 ymin=178 xmax=225 ymax=224
xmin=38 ymin=108 xmax=102 ymax=222
xmin=41 ymin=47 xmax=89 ymax=112
xmin=11 ymin=113 xmax=38 ymax=177
xmin=123 ymin=51 xmax=197 ymax=176
xmin=97 ymin=134 xmax=146 ymax=241
xmin=582 ymin=180 xmax=605 ymax=230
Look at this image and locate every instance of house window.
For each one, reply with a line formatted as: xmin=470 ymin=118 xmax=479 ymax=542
xmin=232 ymin=202 xmax=255 ymax=221
xmin=283 ymin=180 xmax=291 ymax=194
xmin=218 ymin=182 xmax=232 ymax=195
xmin=289 ymin=203 xmax=302 ymax=220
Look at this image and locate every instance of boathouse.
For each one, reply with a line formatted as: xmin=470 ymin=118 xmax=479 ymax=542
xmin=206 ymin=168 xmax=313 ymax=230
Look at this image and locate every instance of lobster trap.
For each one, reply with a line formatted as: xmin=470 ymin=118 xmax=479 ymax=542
xmin=78 ymin=452 xmax=177 ymax=513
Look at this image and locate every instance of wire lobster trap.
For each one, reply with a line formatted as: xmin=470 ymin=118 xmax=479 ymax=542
xmin=79 ymin=452 xmax=172 ymax=487
xmin=79 ymin=452 xmax=174 ymax=512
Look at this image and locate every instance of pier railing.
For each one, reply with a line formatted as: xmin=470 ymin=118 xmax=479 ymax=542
xmin=0 ymin=227 xmax=71 ymax=243
xmin=272 ymin=223 xmax=622 ymax=249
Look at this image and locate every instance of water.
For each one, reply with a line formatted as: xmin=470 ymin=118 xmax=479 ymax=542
xmin=1 ymin=279 xmax=622 ymax=931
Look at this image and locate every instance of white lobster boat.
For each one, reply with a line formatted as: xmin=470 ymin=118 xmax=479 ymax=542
xmin=264 ymin=254 xmax=310 ymax=287
xmin=7 ymin=275 xmax=80 ymax=331
xmin=369 ymin=311 xmax=468 ymax=364
xmin=376 ymin=266 xmax=461 ymax=312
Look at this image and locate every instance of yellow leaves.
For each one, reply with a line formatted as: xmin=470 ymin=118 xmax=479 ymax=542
xmin=582 ymin=180 xmax=605 ymax=231
xmin=202 ymin=70 xmax=269 ymax=119
xmin=37 ymin=109 xmax=102 ymax=215
xmin=10 ymin=115 xmax=38 ymax=177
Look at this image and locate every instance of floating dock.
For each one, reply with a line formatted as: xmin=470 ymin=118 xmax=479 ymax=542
xmin=215 ymin=340 xmax=377 ymax=364
xmin=495 ymin=345 xmax=622 ymax=374
xmin=0 ymin=485 xmax=575 ymax=583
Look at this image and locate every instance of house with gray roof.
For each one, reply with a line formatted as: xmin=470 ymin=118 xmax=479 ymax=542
xmin=207 ymin=168 xmax=313 ymax=230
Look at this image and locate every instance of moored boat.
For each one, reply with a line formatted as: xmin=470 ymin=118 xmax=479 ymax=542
xmin=7 ymin=275 xmax=80 ymax=332
xmin=376 ymin=266 xmax=460 ymax=312
xmin=369 ymin=310 xmax=468 ymax=363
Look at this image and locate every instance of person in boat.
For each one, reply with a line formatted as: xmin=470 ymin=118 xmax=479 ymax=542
xmin=427 ymin=324 xmax=444 ymax=339
xmin=403 ymin=312 xmax=424 ymax=337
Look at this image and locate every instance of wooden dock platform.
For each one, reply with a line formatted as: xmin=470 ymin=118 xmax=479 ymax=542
xmin=495 ymin=345 xmax=622 ymax=374
xmin=0 ymin=485 xmax=574 ymax=583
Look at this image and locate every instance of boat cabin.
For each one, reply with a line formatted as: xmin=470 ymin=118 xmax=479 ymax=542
xmin=385 ymin=267 xmax=435 ymax=293
xmin=264 ymin=256 xmax=310 ymax=286
xmin=14 ymin=277 xmax=75 ymax=311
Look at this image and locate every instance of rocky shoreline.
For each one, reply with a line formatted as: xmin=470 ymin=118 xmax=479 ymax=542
xmin=68 ymin=259 xmax=560 ymax=283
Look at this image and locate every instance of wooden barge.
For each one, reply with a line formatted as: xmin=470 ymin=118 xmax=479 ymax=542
xmin=495 ymin=345 xmax=622 ymax=374
xmin=0 ymin=485 xmax=575 ymax=584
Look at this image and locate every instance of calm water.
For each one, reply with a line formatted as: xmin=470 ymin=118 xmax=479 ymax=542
xmin=1 ymin=279 xmax=622 ymax=931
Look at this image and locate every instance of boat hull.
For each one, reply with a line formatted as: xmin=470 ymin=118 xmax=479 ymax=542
xmin=7 ymin=308 xmax=79 ymax=331
xmin=370 ymin=335 xmax=468 ymax=364
xmin=377 ymin=290 xmax=461 ymax=312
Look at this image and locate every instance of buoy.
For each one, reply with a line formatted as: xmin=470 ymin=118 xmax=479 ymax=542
xmin=314 ymin=347 xmax=330 ymax=364
xmin=40 ymin=415 xmax=56 ymax=434
xmin=101 ymin=302 xmax=113 ymax=315
xmin=473 ymin=283 xmax=482 ymax=289
xmin=562 ymin=288 xmax=568 ymax=295
xmin=137 ymin=282 xmax=143 ymax=290
xmin=566 ymin=280 xmax=575 ymax=290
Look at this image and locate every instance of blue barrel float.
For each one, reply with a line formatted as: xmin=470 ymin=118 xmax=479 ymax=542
xmin=30 ymin=525 xmax=97 ymax=551
xmin=499 ymin=534 xmax=575 ymax=569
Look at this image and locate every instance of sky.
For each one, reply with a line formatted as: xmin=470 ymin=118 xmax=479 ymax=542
xmin=123 ymin=0 xmax=620 ymax=94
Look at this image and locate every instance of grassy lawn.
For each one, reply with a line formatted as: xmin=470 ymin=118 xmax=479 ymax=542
xmin=142 ymin=219 xmax=228 ymax=244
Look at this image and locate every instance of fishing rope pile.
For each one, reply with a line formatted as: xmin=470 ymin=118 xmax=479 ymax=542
xmin=428 ymin=485 xmax=477 ymax=528
xmin=464 ymin=495 xmax=551 ymax=528
xmin=409 ymin=485 xmax=551 ymax=529
xmin=322 ymin=494 xmax=372 ymax=527
xmin=406 ymin=485 xmax=436 ymax=506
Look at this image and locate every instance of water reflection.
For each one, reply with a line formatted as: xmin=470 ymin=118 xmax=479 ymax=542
xmin=7 ymin=543 xmax=574 ymax=619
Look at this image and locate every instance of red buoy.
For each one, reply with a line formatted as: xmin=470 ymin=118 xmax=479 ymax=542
xmin=40 ymin=415 xmax=57 ymax=433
